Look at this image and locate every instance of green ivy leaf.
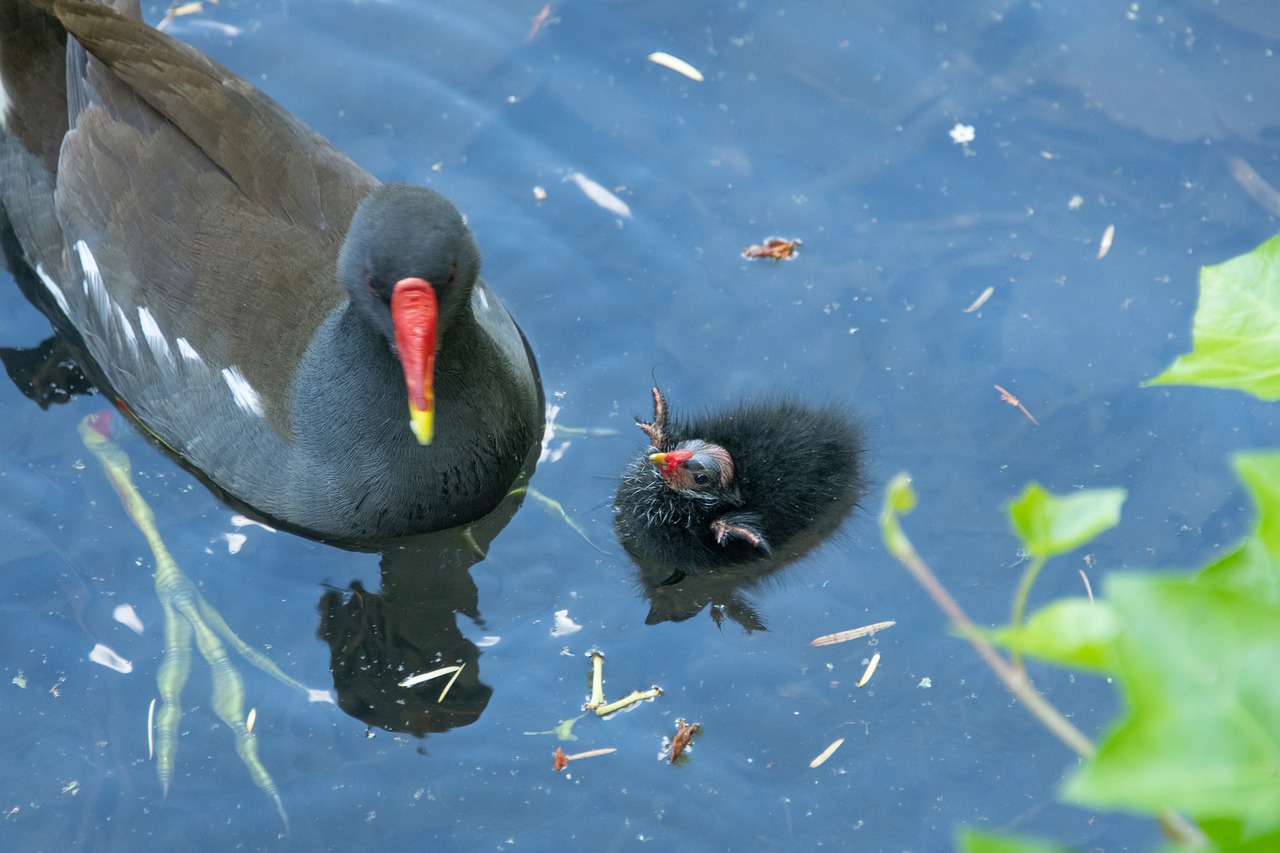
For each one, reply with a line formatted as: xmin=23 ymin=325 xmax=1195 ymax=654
xmin=1064 ymin=574 xmax=1280 ymax=837
xmin=957 ymin=828 xmax=1074 ymax=853
xmin=1007 ymin=484 xmax=1127 ymax=559
xmin=1199 ymin=818 xmax=1280 ymax=852
xmin=991 ymin=597 xmax=1118 ymax=673
xmin=1198 ymin=819 xmax=1280 ymax=850
xmin=1147 ymin=233 xmax=1280 ymax=400
xmin=1200 ymin=451 xmax=1280 ymax=604
xmin=961 ymin=823 xmax=1269 ymax=852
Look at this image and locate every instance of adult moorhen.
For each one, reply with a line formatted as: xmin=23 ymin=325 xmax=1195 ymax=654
xmin=615 ymin=386 xmax=868 ymax=575
xmin=0 ymin=0 xmax=542 ymax=542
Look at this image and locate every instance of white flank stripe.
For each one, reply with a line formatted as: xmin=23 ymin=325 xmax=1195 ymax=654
xmin=176 ymin=337 xmax=202 ymax=363
xmin=35 ymin=266 xmax=70 ymax=314
xmin=74 ymin=240 xmax=98 ymax=275
xmin=0 ymin=75 xmax=11 ymax=129
xmin=136 ymin=307 xmax=174 ymax=365
xmin=114 ymin=303 xmax=137 ymax=351
xmin=74 ymin=241 xmax=114 ymax=326
xmin=221 ymin=366 xmax=264 ymax=416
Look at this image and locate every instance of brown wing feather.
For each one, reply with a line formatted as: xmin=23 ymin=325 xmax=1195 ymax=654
xmin=40 ymin=0 xmax=378 ymax=434
xmin=46 ymin=0 xmax=370 ymax=224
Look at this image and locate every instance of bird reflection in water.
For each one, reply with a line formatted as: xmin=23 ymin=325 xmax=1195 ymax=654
xmin=614 ymin=386 xmax=868 ymax=631
xmin=315 ymin=474 xmax=538 ymax=738
xmin=318 ymin=577 xmax=492 ymax=738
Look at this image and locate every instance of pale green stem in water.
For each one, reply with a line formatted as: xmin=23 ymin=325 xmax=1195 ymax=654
xmin=187 ymin=595 xmax=288 ymax=832
xmin=154 ymin=597 xmax=191 ymax=796
xmin=587 ymin=652 xmax=605 ymax=710
xmin=79 ymin=415 xmax=300 ymax=832
xmin=521 ymin=714 xmax=587 ymax=741
xmin=547 ymin=424 xmax=618 ymax=437
xmin=511 ymin=487 xmax=606 ymax=554
xmin=595 ymin=687 xmax=662 ymax=717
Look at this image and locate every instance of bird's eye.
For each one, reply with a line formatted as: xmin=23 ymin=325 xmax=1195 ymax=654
xmin=692 ymin=472 xmax=712 ymax=487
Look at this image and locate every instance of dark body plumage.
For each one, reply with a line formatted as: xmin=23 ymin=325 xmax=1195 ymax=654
xmin=614 ymin=387 xmax=868 ymax=575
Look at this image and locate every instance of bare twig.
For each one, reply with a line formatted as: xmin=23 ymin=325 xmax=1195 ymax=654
xmin=878 ymin=473 xmax=1204 ymax=848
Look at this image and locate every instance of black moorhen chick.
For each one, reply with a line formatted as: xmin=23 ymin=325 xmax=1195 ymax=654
xmin=615 ymin=386 xmax=867 ymax=574
xmin=0 ymin=0 xmax=541 ymax=542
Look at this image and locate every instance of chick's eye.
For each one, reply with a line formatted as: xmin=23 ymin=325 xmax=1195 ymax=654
xmin=692 ymin=472 xmax=712 ymax=487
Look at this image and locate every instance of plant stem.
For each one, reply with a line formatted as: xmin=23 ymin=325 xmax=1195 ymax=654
xmin=595 ymin=688 xmax=662 ymax=717
xmin=1009 ymin=554 xmax=1046 ymax=669
xmin=879 ymin=474 xmax=1205 ymax=848
xmin=587 ymin=652 xmax=605 ymax=710
xmin=881 ymin=501 xmax=1095 ymax=758
xmin=1010 ymin=555 xmax=1046 ymax=628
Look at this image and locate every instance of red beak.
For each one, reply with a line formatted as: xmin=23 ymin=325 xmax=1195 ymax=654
xmin=390 ymin=278 xmax=438 ymax=445
xmin=648 ymin=448 xmax=693 ymax=480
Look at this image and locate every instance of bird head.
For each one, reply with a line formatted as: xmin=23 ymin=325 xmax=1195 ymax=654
xmin=648 ymin=440 xmax=739 ymax=501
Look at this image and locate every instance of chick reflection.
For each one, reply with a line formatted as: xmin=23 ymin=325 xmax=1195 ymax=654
xmin=614 ymin=386 xmax=867 ymax=631
xmin=316 ymin=482 xmax=531 ymax=737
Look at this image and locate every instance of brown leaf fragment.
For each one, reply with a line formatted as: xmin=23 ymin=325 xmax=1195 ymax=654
xmin=553 ymin=746 xmax=570 ymax=771
xmin=647 ymin=51 xmax=705 ymax=82
xmin=1079 ymin=568 xmax=1095 ymax=605
xmin=157 ymin=1 xmax=203 ymax=31
xmin=566 ymin=172 xmax=631 ymax=218
xmin=526 ymin=4 xmax=552 ymax=43
xmin=962 ymin=286 xmax=994 ymax=313
xmin=994 ymin=385 xmax=1040 ymax=426
xmin=810 ymin=620 xmax=896 ymax=647
xmin=564 ymin=748 xmax=617 ymax=762
xmin=668 ymin=719 xmax=699 ymax=763
xmin=809 ymin=737 xmax=845 ymax=768
xmin=1097 ymin=224 xmax=1115 ymax=260
xmin=856 ymin=652 xmax=881 ymax=688
xmin=743 ymin=237 xmax=800 ymax=262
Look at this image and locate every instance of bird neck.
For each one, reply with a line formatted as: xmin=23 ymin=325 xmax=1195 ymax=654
xmin=278 ymin=295 xmax=539 ymax=539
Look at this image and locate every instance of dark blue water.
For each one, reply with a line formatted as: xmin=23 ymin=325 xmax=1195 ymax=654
xmin=3 ymin=1 xmax=1278 ymax=849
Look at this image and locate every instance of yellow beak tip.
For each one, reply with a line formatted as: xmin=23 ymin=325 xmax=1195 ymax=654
xmin=409 ymin=407 xmax=434 ymax=446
